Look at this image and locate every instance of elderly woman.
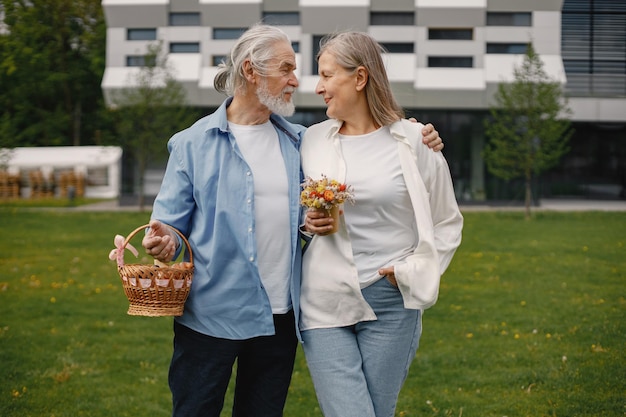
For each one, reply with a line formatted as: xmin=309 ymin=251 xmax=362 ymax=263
xmin=301 ymin=32 xmax=464 ymax=417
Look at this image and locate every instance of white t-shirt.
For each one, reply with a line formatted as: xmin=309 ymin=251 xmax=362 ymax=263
xmin=339 ymin=126 xmax=418 ymax=287
xmin=229 ymin=121 xmax=291 ymax=313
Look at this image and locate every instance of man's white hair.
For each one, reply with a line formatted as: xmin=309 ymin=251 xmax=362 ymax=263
xmin=214 ymin=24 xmax=291 ymax=96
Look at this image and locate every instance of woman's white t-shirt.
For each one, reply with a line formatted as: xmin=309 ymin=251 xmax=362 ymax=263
xmin=339 ymin=126 xmax=418 ymax=288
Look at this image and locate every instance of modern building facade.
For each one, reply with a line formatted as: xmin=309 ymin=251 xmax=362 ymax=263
xmin=101 ymin=0 xmax=626 ymax=202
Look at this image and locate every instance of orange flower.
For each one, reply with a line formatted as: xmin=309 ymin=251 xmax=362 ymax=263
xmin=323 ymin=190 xmax=334 ymax=201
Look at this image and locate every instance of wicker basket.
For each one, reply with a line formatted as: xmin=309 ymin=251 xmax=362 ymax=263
xmin=116 ymin=224 xmax=194 ymax=317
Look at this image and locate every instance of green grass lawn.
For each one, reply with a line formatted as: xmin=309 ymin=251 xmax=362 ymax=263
xmin=0 ymin=208 xmax=624 ymax=417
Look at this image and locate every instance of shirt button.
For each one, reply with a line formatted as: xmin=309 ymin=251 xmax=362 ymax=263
xmin=246 ymin=171 xmax=251 ymax=176
xmin=247 ymin=199 xmax=252 ymax=204
xmin=248 ymin=227 xmax=253 ymax=232
xmin=249 ymin=256 xmax=254 ymax=262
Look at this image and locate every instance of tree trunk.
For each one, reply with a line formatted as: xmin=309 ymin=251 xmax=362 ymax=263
xmin=138 ymin=156 xmax=146 ymax=212
xmin=524 ymin=174 xmax=532 ymax=220
xmin=73 ymin=102 xmax=81 ymax=146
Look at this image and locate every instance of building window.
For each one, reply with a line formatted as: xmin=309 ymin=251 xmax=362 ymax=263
xmin=370 ymin=12 xmax=415 ymax=26
xmin=126 ymin=55 xmax=155 ymax=67
xmin=169 ymin=42 xmax=200 ymax=53
xmin=486 ymin=12 xmax=532 ymax=26
xmin=429 ymin=28 xmax=473 ymax=40
xmin=312 ymin=35 xmax=324 ymax=74
xmin=291 ymin=42 xmax=300 ymax=53
xmin=127 ymin=28 xmax=157 ymax=41
xmin=486 ymin=43 xmax=529 ymax=54
xmin=262 ymin=12 xmax=300 ymax=25
xmin=212 ymin=55 xmax=226 ymax=66
xmin=562 ymin=59 xmax=591 ymax=74
xmin=213 ymin=28 xmax=247 ymax=40
xmin=169 ymin=12 xmax=201 ymax=26
xmin=88 ymin=167 xmax=109 ymax=186
xmin=380 ymin=42 xmax=414 ymax=53
xmin=562 ymin=0 xmax=626 ymax=96
xmin=428 ymin=56 xmax=473 ymax=68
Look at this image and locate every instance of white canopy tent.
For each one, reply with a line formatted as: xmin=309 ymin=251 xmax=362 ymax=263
xmin=3 ymin=146 xmax=123 ymax=199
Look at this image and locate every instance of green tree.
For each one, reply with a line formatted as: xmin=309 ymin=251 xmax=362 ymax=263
xmin=109 ymin=42 xmax=197 ymax=211
xmin=0 ymin=0 xmax=107 ymax=148
xmin=483 ymin=43 xmax=573 ymax=219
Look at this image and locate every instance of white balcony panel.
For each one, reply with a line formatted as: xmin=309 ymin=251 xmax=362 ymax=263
xmin=415 ymin=68 xmax=485 ymax=90
xmin=384 ymin=54 xmax=416 ymax=82
xmin=169 ymin=54 xmax=202 ymax=81
xmin=484 ymin=54 xmax=566 ymax=84
xmin=300 ymin=0 xmax=368 ymax=5
xmin=199 ymin=67 xmax=220 ymax=89
xmin=416 ymin=0 xmax=486 ymax=8
xmin=103 ymin=0 xmax=167 ymax=4
xmin=299 ymin=75 xmax=320 ymax=94
xmin=569 ymin=98 xmax=626 ymax=122
xmin=102 ymin=67 xmax=174 ymax=89
xmin=200 ymin=0 xmax=261 ymax=3
xmin=102 ymin=67 xmax=140 ymax=89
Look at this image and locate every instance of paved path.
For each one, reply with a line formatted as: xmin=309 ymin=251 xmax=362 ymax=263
xmin=459 ymin=199 xmax=626 ymax=212
xmin=72 ymin=198 xmax=626 ymax=212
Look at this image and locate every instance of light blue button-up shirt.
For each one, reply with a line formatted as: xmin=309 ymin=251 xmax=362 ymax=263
xmin=151 ymin=98 xmax=306 ymax=340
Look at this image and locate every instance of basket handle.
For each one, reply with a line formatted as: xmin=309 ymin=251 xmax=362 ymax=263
xmin=122 ymin=223 xmax=193 ymax=266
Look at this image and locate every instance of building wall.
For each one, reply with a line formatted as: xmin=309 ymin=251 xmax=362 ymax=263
xmin=101 ymin=0 xmax=626 ymax=201
xmin=102 ymin=0 xmax=626 ymax=121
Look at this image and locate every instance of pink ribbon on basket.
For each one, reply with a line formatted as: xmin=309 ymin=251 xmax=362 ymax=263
xmin=108 ymin=235 xmax=139 ymax=267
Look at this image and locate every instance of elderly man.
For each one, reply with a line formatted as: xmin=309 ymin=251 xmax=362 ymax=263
xmin=141 ymin=24 xmax=443 ymax=417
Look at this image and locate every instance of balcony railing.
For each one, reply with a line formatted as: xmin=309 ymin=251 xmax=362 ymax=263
xmin=565 ymin=74 xmax=626 ymax=97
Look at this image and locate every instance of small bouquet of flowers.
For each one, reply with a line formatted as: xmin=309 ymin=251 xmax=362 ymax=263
xmin=300 ymin=175 xmax=354 ymax=234
xmin=300 ymin=174 xmax=354 ymax=210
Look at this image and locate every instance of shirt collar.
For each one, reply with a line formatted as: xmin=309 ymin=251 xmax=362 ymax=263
xmin=389 ymin=120 xmax=412 ymax=146
xmin=203 ymin=97 xmax=301 ymax=145
xmin=325 ymin=119 xmax=409 ymax=145
xmin=325 ymin=119 xmax=344 ymax=140
xmin=203 ymin=97 xmax=232 ymax=134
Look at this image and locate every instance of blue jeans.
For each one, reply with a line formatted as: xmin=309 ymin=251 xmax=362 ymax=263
xmin=301 ymin=278 xmax=422 ymax=417
xmin=169 ymin=311 xmax=297 ymax=417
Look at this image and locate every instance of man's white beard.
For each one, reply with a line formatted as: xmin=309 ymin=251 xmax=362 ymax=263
xmin=256 ymin=82 xmax=296 ymax=117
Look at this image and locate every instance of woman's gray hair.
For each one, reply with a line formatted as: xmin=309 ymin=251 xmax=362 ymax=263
xmin=214 ymin=24 xmax=291 ymax=96
xmin=317 ymin=32 xmax=405 ymax=127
